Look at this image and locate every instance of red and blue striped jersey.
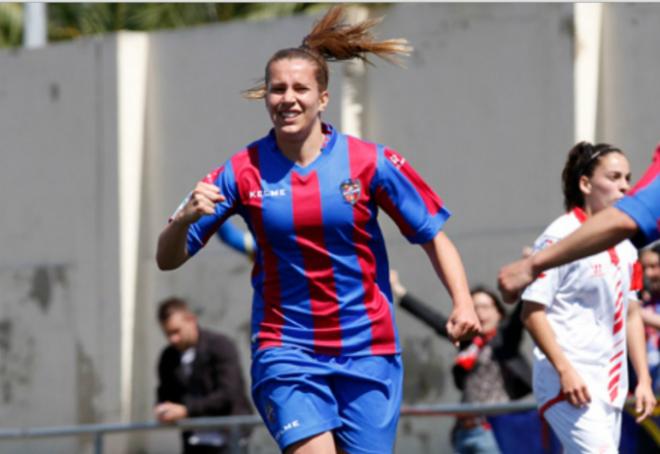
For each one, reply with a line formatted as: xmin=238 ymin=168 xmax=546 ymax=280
xmin=184 ymin=124 xmax=451 ymax=356
xmin=616 ymin=145 xmax=660 ymax=247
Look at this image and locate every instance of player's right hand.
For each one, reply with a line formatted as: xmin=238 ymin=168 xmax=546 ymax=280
xmin=174 ymin=182 xmax=226 ymax=224
xmin=559 ymin=367 xmax=591 ymax=407
xmin=498 ymin=257 xmax=536 ymax=304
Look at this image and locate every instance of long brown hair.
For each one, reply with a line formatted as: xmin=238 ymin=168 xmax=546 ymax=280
xmin=242 ymin=6 xmax=412 ymax=99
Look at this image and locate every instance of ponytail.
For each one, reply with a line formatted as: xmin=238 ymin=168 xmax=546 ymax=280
xmin=243 ymin=6 xmax=412 ymax=99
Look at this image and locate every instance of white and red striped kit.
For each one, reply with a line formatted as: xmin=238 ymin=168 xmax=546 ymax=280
xmin=522 ymin=208 xmax=642 ymax=451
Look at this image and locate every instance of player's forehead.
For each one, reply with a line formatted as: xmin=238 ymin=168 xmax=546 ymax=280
xmin=594 ymin=152 xmax=629 ymax=173
xmin=268 ymin=59 xmax=317 ymax=83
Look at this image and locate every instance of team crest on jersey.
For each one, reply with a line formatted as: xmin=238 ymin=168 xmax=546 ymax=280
xmin=388 ymin=153 xmax=406 ymax=169
xmin=340 ymin=179 xmax=361 ymax=205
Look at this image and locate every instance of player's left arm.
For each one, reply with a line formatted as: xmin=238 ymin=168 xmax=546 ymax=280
xmin=421 ymin=232 xmax=481 ymax=345
xmin=626 ymin=299 xmax=657 ymax=422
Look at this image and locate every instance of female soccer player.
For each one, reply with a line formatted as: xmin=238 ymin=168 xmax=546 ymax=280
xmin=499 ymin=144 xmax=660 ymax=302
xmin=157 ymin=7 xmax=480 ymax=453
xmin=518 ymin=142 xmax=656 ymax=453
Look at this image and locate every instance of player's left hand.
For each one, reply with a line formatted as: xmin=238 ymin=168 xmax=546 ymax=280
xmin=633 ymin=382 xmax=657 ymax=423
xmin=446 ymin=303 xmax=481 ymax=346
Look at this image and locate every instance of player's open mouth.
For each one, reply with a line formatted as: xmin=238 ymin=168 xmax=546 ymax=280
xmin=279 ymin=111 xmax=300 ymax=119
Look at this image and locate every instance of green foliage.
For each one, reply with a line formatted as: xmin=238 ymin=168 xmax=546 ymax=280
xmin=0 ymin=3 xmax=335 ymax=49
xmin=0 ymin=3 xmax=22 ymax=47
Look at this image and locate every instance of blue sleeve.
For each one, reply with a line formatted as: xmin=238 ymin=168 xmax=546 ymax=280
xmin=216 ymin=221 xmax=255 ymax=257
xmin=615 ymin=173 xmax=660 ymax=247
xmin=185 ymin=161 xmax=241 ymax=256
xmin=372 ymin=146 xmax=451 ymax=244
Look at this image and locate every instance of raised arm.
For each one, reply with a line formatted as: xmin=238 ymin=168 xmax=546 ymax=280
xmin=498 ymin=207 xmax=638 ymax=302
xmin=157 ymin=182 xmax=225 ymax=270
xmin=421 ymin=231 xmax=481 ymax=343
xmin=497 ymin=301 xmax=526 ymax=356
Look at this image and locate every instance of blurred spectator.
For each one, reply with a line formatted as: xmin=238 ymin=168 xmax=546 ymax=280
xmin=154 ymin=297 xmax=253 ymax=454
xmin=391 ymin=270 xmax=531 ymax=454
xmin=640 ymin=243 xmax=660 ymax=393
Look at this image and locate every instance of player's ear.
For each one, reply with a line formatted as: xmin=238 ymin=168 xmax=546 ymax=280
xmin=318 ymin=90 xmax=329 ymax=113
xmin=579 ymin=175 xmax=591 ymax=195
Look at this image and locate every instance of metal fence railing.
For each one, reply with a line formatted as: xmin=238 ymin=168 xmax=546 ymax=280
xmin=0 ymin=414 xmax=262 ymax=454
xmin=0 ymin=401 xmax=539 ymax=454
xmin=1 ymin=399 xmax=658 ymax=454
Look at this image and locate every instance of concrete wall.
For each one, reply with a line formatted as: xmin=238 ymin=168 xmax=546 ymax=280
xmin=0 ymin=36 xmax=122 ymax=453
xmin=1 ymin=3 xmax=659 ymax=453
xmin=598 ymin=4 xmax=660 ymax=173
xmin=365 ymin=4 xmax=574 ymax=449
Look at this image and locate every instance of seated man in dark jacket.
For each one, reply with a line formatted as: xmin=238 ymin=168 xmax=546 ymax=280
xmin=155 ymin=297 xmax=253 ymax=454
xmin=391 ymin=271 xmax=531 ymax=454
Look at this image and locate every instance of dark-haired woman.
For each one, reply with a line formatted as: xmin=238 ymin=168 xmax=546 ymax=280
xmin=156 ymin=7 xmax=480 ymax=453
xmin=390 ymin=271 xmax=531 ymax=454
xmin=519 ymin=142 xmax=655 ymax=453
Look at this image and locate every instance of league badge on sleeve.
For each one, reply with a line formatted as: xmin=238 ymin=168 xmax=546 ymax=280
xmin=340 ymin=179 xmax=361 ymax=205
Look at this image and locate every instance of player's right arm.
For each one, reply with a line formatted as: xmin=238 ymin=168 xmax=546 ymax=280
xmin=522 ymin=301 xmax=591 ymax=407
xmin=156 ymin=182 xmax=225 ymax=270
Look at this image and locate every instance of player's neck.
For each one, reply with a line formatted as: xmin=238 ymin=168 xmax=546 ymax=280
xmin=276 ymin=124 xmax=325 ymax=167
xmin=583 ymin=205 xmax=598 ymax=218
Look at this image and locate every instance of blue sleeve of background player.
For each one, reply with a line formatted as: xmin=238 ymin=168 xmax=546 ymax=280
xmin=216 ymin=221 xmax=256 ymax=257
xmin=615 ymin=173 xmax=660 ymax=247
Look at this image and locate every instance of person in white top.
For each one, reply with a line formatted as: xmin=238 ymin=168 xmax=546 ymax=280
xmin=520 ymin=142 xmax=656 ymax=453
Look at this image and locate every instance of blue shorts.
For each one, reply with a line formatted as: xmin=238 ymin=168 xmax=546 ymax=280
xmin=251 ymin=347 xmax=403 ymax=453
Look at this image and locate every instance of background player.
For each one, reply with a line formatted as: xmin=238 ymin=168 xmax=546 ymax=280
xmin=156 ymin=7 xmax=480 ymax=453
xmin=499 ymin=144 xmax=660 ymax=301
xmin=517 ymin=142 xmax=655 ymax=452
